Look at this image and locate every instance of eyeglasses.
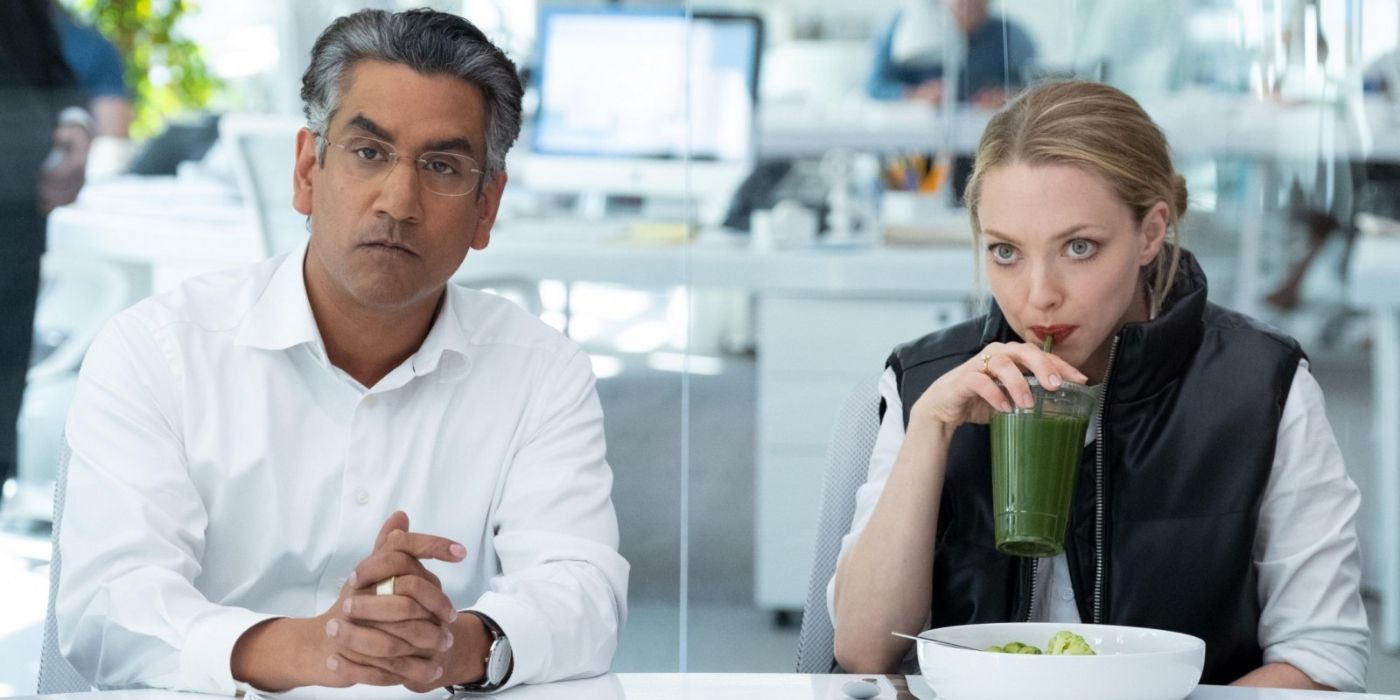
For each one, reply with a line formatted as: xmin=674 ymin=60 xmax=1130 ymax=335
xmin=326 ymin=134 xmax=485 ymax=197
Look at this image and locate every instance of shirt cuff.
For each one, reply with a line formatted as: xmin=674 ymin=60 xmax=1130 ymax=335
xmin=182 ymin=607 xmax=281 ymax=695
xmin=58 ymin=106 xmax=96 ymax=135
xmin=467 ymin=593 xmax=550 ymax=692
xmin=1262 ymin=641 xmax=1367 ymax=693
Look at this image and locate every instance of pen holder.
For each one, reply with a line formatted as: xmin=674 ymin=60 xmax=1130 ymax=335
xmin=880 ymin=191 xmax=969 ymax=246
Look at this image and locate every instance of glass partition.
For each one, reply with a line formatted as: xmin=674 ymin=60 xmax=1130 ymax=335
xmin=678 ymin=0 xmax=1400 ymax=690
xmin=1 ymin=0 xmax=1397 ymax=695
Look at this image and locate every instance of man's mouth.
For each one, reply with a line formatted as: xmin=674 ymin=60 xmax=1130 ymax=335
xmin=362 ymin=239 xmax=417 ymax=257
xmin=1029 ymin=325 xmax=1077 ymax=345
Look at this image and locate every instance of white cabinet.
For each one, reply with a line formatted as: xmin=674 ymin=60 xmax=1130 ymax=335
xmin=753 ymin=295 xmax=972 ymax=612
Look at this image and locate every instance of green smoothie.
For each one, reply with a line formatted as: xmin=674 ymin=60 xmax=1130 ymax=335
xmin=990 ymin=380 xmax=1096 ymax=558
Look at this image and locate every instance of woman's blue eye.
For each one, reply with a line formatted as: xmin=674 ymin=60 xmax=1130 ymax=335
xmin=1067 ymin=239 xmax=1097 ymax=258
xmin=989 ymin=243 xmax=1018 ymax=264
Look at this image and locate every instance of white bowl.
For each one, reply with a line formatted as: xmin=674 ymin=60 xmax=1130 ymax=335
xmin=915 ymin=622 xmax=1205 ymax=700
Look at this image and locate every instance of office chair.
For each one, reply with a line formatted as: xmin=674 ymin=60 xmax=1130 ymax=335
xmin=37 ymin=438 xmax=91 ymax=694
xmin=5 ymin=256 xmax=130 ymax=527
xmin=794 ymin=374 xmax=882 ymax=673
xmin=222 ymin=113 xmax=308 ymax=259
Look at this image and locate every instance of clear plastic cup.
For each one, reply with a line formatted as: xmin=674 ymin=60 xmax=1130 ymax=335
xmin=991 ymin=378 xmax=1098 ymax=558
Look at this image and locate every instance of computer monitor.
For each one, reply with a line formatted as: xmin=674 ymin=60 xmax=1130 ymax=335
xmin=523 ymin=7 xmax=763 ymax=220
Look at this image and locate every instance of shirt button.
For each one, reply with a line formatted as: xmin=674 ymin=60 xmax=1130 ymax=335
xmin=1059 ymin=589 xmax=1075 ymax=602
xmin=363 ymin=395 xmax=378 ymax=408
xmin=355 ymin=489 xmax=370 ymax=505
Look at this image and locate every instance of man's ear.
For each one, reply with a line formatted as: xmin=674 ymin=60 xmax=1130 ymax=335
xmin=1138 ymin=200 xmax=1171 ymax=266
xmin=292 ymin=127 xmax=319 ymax=216
xmin=468 ymin=172 xmax=508 ymax=251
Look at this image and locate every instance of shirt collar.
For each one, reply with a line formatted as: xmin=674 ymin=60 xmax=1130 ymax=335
xmin=234 ymin=242 xmax=474 ymax=383
xmin=410 ymin=285 xmax=473 ymax=382
xmin=233 ymin=242 xmax=324 ymax=355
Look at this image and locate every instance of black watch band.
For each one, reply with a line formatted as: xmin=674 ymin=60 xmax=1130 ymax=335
xmin=447 ymin=611 xmax=512 ymax=694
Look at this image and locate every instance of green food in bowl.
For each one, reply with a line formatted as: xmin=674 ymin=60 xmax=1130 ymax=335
xmin=985 ymin=631 xmax=1096 ymax=656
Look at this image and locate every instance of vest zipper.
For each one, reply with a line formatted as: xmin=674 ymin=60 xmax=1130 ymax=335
xmin=1026 ymin=558 xmax=1040 ymax=621
xmin=1092 ymin=335 xmax=1121 ymax=624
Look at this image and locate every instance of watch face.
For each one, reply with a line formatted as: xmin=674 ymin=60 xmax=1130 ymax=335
xmin=487 ymin=637 xmax=513 ymax=686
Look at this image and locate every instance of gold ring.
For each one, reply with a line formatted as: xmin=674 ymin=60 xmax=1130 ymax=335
xmin=375 ymin=576 xmax=396 ymax=596
xmin=980 ymin=353 xmax=993 ymax=375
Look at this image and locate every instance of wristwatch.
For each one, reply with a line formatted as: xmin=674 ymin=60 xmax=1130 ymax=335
xmin=448 ymin=611 xmax=512 ymax=693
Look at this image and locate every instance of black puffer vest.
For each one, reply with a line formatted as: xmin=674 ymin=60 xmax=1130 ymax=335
xmin=887 ymin=252 xmax=1303 ymax=684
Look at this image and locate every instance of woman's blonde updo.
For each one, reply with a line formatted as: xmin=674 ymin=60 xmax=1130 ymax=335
xmin=964 ymin=80 xmax=1188 ymax=304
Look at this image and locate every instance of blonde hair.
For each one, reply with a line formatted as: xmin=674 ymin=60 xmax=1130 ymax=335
xmin=964 ymin=80 xmax=1189 ymax=304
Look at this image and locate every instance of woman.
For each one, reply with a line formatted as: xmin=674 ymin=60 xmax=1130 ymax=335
xmin=828 ymin=81 xmax=1368 ymax=691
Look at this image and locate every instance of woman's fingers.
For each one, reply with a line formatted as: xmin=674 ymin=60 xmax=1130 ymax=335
xmin=965 ymin=371 xmax=1013 ymax=414
xmin=986 ymin=353 xmax=1034 ymax=408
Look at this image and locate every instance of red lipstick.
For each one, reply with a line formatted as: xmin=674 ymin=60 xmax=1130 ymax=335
xmin=1029 ymin=325 xmax=1077 ymax=345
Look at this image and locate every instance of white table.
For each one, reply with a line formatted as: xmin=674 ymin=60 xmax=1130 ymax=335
xmin=11 ymin=674 xmax=1398 ymax=700
xmin=1349 ymin=235 xmax=1400 ymax=651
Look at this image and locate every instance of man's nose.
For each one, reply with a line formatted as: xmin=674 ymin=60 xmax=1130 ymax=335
xmin=372 ymin=157 xmax=424 ymax=223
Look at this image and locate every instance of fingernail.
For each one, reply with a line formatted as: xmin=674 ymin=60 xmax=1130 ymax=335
xmin=348 ymin=572 xmax=357 ymax=588
xmin=433 ymin=667 xmax=443 ymax=681
xmin=450 ymin=611 xmax=459 ymax=623
xmin=327 ymin=657 xmax=339 ymax=671
xmin=326 ymin=619 xmax=339 ymax=637
xmin=1001 ymin=401 xmax=1013 ymax=412
xmin=450 ymin=543 xmax=466 ymax=558
xmin=1048 ymin=374 xmax=1061 ymax=388
xmin=342 ymin=599 xmax=352 ymax=615
xmin=441 ymin=632 xmax=454 ymax=651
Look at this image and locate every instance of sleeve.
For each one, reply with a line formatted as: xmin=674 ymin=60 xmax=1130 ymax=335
xmin=83 ymin=31 xmax=129 ymax=98
xmin=826 ymin=367 xmax=906 ymax=627
xmin=57 ymin=312 xmax=278 ymax=695
xmin=866 ymin=14 xmax=910 ymax=101
xmin=1254 ymin=363 xmax=1369 ymax=692
xmin=467 ymin=345 xmax=629 ymax=690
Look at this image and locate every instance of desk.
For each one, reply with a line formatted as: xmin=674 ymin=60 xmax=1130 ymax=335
xmin=1349 ymin=236 xmax=1400 ymax=651
xmin=46 ymin=181 xmax=977 ymax=614
xmin=11 ymin=674 xmax=1398 ymax=700
xmin=759 ymin=95 xmax=1400 ymax=160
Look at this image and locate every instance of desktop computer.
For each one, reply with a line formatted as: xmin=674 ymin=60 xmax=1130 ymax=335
xmin=522 ymin=7 xmax=763 ymax=224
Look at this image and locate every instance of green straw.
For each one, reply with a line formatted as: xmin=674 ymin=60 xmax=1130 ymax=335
xmin=1039 ymin=336 xmax=1053 ymax=414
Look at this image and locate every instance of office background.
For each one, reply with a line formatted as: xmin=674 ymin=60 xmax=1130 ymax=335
xmin=2 ymin=0 xmax=1399 ymax=694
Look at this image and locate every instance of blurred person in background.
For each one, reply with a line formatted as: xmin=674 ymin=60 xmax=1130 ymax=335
xmin=51 ymin=0 xmax=133 ymax=138
xmin=0 ymin=0 xmax=91 ymax=507
xmin=867 ymin=0 xmax=1037 ymax=203
xmin=867 ymin=0 xmax=1037 ymax=109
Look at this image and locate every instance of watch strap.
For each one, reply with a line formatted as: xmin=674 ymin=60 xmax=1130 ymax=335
xmin=447 ymin=611 xmax=511 ymax=693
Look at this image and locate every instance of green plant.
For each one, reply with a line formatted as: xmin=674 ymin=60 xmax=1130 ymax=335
xmin=62 ymin=0 xmax=221 ymax=139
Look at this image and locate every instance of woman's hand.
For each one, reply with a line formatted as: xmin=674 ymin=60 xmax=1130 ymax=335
xmin=909 ymin=342 xmax=1088 ymax=429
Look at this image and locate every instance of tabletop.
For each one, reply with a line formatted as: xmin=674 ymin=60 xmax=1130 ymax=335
xmin=11 ymin=674 xmax=1398 ymax=700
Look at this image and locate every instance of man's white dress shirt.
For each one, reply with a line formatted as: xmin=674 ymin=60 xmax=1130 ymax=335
xmin=58 ymin=245 xmax=630 ymax=694
xmin=828 ymin=364 xmax=1369 ymax=692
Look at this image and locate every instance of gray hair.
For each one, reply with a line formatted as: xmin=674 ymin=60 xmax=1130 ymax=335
xmin=300 ymin=8 xmax=523 ymax=175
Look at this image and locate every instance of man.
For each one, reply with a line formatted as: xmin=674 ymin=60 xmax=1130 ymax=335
xmin=57 ymin=9 xmax=627 ymax=694
xmin=866 ymin=0 xmax=1037 ymax=108
xmin=0 ymin=0 xmax=89 ymax=506
xmin=866 ymin=0 xmax=1037 ymax=203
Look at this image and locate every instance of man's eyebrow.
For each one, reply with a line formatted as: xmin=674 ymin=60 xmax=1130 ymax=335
xmin=345 ymin=114 xmax=393 ymax=141
xmin=423 ymin=137 xmax=477 ymax=157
